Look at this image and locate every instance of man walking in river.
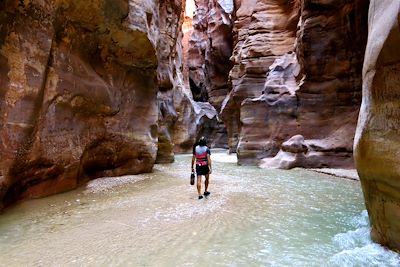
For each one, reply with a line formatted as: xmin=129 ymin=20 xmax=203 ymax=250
xmin=191 ymin=136 xmax=212 ymax=199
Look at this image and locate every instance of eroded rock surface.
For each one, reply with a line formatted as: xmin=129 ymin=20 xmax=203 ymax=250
xmin=156 ymin=0 xmax=227 ymax=162
xmin=234 ymin=0 xmax=368 ymax=167
xmin=354 ymin=0 xmax=400 ymax=251
xmin=188 ymin=0 xmax=233 ymax=110
xmin=0 ymin=0 xmax=168 ymax=207
xmin=155 ymin=0 xmax=185 ymax=163
xmin=221 ymin=0 xmax=300 ymax=151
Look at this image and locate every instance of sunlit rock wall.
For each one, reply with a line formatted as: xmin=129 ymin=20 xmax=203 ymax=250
xmin=0 ymin=0 xmax=164 ymax=207
xmin=235 ymin=0 xmax=368 ymax=166
xmin=354 ymin=0 xmax=400 ymax=251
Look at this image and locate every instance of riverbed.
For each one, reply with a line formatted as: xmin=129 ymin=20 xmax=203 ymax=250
xmin=0 ymin=151 xmax=399 ymax=266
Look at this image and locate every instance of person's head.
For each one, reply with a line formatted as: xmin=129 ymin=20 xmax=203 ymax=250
xmin=198 ymin=136 xmax=207 ymax=146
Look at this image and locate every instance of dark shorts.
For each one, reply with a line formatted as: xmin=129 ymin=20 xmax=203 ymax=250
xmin=196 ymin=165 xmax=209 ymax=176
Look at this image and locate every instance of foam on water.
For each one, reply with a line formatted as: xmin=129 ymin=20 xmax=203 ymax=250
xmin=330 ymin=211 xmax=400 ymax=266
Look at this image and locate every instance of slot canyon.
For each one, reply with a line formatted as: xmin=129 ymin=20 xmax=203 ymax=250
xmin=0 ymin=0 xmax=400 ymax=257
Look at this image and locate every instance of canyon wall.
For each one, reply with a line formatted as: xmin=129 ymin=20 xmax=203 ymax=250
xmin=0 ymin=0 xmax=183 ymax=207
xmin=155 ymin=0 xmax=185 ymax=163
xmin=156 ymin=1 xmax=226 ymax=162
xmin=188 ymin=0 xmax=233 ymax=110
xmin=354 ymin=0 xmax=400 ymax=251
xmin=185 ymin=0 xmax=232 ymax=149
xmin=220 ymin=0 xmax=300 ymax=153
xmin=218 ymin=0 xmax=369 ymax=167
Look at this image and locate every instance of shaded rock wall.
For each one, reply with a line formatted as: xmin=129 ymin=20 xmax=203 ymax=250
xmin=179 ymin=0 xmax=231 ymax=150
xmin=155 ymin=0 xmax=185 ymax=163
xmin=354 ymin=0 xmax=400 ymax=251
xmin=0 ymin=0 xmax=181 ymax=207
xmin=221 ymin=0 xmax=300 ymax=152
xmin=232 ymin=0 xmax=369 ymax=166
xmin=156 ymin=0 xmax=227 ymax=162
xmin=188 ymin=0 xmax=233 ymax=110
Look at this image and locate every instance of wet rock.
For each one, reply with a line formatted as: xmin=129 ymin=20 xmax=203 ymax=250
xmin=354 ymin=0 xmax=400 ymax=251
xmin=259 ymin=135 xmax=308 ymax=170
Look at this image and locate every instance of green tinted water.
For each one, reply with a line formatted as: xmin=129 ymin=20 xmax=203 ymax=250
xmin=0 ymin=151 xmax=399 ymax=266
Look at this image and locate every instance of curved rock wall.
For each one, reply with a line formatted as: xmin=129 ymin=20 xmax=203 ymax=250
xmin=155 ymin=0 xmax=185 ymax=163
xmin=221 ymin=0 xmax=300 ymax=152
xmin=233 ymin=0 xmax=369 ymax=166
xmin=188 ymin=0 xmax=233 ymax=110
xmin=156 ymin=0 xmax=227 ymax=162
xmin=354 ymin=0 xmax=400 ymax=251
xmin=0 ymin=0 xmax=181 ymax=207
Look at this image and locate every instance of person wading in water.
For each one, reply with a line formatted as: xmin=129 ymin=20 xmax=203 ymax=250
xmin=191 ymin=136 xmax=212 ymax=199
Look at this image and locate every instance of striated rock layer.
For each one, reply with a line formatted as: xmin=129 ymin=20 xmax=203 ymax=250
xmin=221 ymin=0 xmax=300 ymax=152
xmin=156 ymin=0 xmax=227 ymax=163
xmin=231 ymin=0 xmax=368 ymax=166
xmin=0 ymin=0 xmax=182 ymax=207
xmin=155 ymin=0 xmax=185 ymax=163
xmin=354 ymin=0 xmax=400 ymax=251
xmin=188 ymin=0 xmax=233 ymax=111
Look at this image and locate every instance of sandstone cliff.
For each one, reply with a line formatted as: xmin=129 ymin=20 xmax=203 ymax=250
xmin=220 ymin=0 xmax=300 ymax=153
xmin=219 ymin=0 xmax=368 ymax=167
xmin=0 ymin=0 xmax=182 ymax=207
xmin=354 ymin=0 xmax=400 ymax=251
xmin=156 ymin=0 xmax=227 ymax=163
xmin=188 ymin=0 xmax=233 ymax=110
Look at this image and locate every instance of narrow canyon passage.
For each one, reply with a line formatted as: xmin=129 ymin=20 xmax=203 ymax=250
xmin=0 ymin=151 xmax=398 ymax=266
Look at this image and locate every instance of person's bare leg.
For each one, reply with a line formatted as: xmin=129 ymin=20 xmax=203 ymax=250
xmin=197 ymin=176 xmax=203 ymax=198
xmin=204 ymin=174 xmax=210 ymax=193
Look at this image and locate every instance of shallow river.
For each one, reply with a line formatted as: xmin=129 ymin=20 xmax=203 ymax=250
xmin=1 ymin=151 xmax=399 ymax=266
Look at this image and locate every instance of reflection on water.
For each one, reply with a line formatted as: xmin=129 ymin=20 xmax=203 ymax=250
xmin=0 ymin=151 xmax=399 ymax=266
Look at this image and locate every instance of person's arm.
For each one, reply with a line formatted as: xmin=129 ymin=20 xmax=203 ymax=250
xmin=191 ymin=154 xmax=195 ymax=172
xmin=207 ymin=154 xmax=212 ymax=174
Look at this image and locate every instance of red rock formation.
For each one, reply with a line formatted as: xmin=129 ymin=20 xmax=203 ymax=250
xmin=221 ymin=0 xmax=300 ymax=152
xmin=235 ymin=0 xmax=369 ymax=167
xmin=156 ymin=0 xmax=185 ymax=163
xmin=239 ymin=52 xmax=301 ymax=164
xmin=182 ymin=16 xmax=194 ymax=88
xmin=188 ymin=0 xmax=233 ymax=110
xmin=0 ymin=0 xmax=182 ymax=207
xmin=354 ymin=0 xmax=400 ymax=251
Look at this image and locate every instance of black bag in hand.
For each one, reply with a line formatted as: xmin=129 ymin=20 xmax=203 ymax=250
xmin=190 ymin=171 xmax=195 ymax=185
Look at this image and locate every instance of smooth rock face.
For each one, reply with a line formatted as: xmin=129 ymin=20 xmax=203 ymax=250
xmin=0 ymin=0 xmax=168 ymax=207
xmin=354 ymin=0 xmax=400 ymax=251
xmin=236 ymin=0 xmax=368 ymax=166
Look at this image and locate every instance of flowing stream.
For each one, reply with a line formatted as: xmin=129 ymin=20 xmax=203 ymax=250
xmin=0 ymin=151 xmax=399 ymax=266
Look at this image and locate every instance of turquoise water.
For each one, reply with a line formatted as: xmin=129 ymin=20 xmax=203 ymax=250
xmin=0 ymin=151 xmax=399 ymax=266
